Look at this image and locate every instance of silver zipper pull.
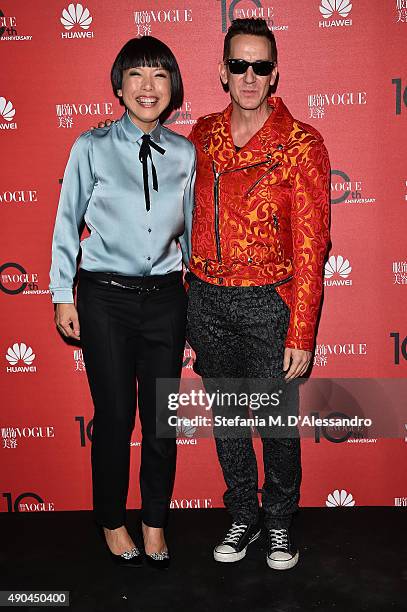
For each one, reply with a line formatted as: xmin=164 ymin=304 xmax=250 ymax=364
xmin=273 ymin=214 xmax=279 ymax=229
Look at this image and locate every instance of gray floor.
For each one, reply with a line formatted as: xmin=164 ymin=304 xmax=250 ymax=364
xmin=1 ymin=507 xmax=405 ymax=611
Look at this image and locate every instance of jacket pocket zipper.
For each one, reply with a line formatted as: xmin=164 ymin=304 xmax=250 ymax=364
xmin=244 ymin=162 xmax=281 ymax=198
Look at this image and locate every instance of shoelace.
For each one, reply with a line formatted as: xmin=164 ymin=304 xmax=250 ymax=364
xmin=269 ymin=528 xmax=289 ymax=550
xmin=223 ymin=523 xmax=248 ymax=545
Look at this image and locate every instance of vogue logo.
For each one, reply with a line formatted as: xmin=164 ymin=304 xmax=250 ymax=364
xmin=308 ymin=92 xmax=366 ymax=119
xmin=319 ymin=0 xmax=352 ymax=28
xmin=1 ymin=263 xmax=34 ymax=294
xmin=324 ymin=255 xmax=353 ymax=286
xmin=133 ymin=8 xmax=192 ymax=36
xmin=0 ymin=97 xmax=17 ymax=129
xmin=2 ymin=426 xmax=55 ymax=449
xmin=218 ymin=0 xmax=288 ymax=33
xmin=0 ymin=190 xmax=37 ymax=204
xmin=2 ymin=492 xmax=55 ymax=513
xmin=317 ymin=342 xmax=367 ymax=354
xmin=60 ymin=3 xmax=94 ymax=38
xmin=5 ymin=343 xmax=36 ymax=373
xmin=0 ymin=262 xmax=47 ymax=296
xmin=56 ymin=102 xmax=113 ymax=128
xmin=314 ymin=342 xmax=367 ymax=366
xmin=331 ymin=170 xmax=361 ymax=204
xmin=312 ymin=410 xmax=369 ymax=443
xmin=170 ymin=498 xmax=212 ymax=509
xmin=0 ymin=11 xmax=32 ymax=41
xmin=330 ymin=170 xmax=375 ymax=205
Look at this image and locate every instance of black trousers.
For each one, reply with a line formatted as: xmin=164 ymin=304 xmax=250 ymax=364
xmin=187 ymin=275 xmax=301 ymax=529
xmin=77 ymin=269 xmax=187 ymax=529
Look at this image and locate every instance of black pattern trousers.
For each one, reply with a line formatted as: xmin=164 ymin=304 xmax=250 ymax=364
xmin=187 ymin=274 xmax=301 ymax=529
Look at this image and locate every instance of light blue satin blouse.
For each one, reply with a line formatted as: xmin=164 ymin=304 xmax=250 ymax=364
xmin=49 ymin=111 xmax=196 ymax=303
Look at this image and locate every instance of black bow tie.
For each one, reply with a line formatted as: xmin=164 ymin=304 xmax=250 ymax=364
xmin=139 ymin=134 xmax=165 ymax=211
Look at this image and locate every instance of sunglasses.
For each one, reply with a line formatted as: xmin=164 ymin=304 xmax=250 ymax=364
xmin=226 ymin=59 xmax=276 ymax=76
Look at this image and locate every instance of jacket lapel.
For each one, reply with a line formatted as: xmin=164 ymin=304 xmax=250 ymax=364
xmin=204 ymin=104 xmax=235 ymax=171
xmin=205 ymin=97 xmax=295 ymax=173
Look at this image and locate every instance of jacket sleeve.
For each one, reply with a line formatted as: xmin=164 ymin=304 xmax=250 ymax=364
xmin=178 ymin=144 xmax=196 ymax=267
xmin=285 ymin=139 xmax=330 ymax=351
xmin=49 ymin=131 xmax=95 ymax=303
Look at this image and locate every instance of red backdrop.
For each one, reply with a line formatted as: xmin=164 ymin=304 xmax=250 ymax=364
xmin=1 ymin=0 xmax=407 ymax=515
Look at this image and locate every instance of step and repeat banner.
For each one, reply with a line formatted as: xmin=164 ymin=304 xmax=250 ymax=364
xmin=1 ymin=1 xmax=406 ymax=515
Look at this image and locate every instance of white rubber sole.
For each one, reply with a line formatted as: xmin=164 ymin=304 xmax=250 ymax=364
xmin=266 ymin=550 xmax=299 ymax=570
xmin=213 ymin=530 xmax=261 ymax=563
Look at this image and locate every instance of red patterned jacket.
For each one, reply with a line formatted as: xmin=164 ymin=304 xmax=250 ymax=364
xmin=188 ymin=96 xmax=330 ymax=351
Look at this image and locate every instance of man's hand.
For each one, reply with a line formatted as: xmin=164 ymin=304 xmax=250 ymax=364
xmin=90 ymin=119 xmax=114 ymax=130
xmin=283 ymin=348 xmax=312 ymax=380
xmin=55 ymin=303 xmax=80 ymax=340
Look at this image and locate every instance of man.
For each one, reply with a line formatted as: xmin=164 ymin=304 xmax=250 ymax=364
xmin=187 ymin=18 xmax=330 ymax=570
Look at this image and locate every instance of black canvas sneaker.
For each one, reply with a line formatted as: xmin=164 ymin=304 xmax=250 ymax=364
xmin=213 ymin=522 xmax=261 ymax=563
xmin=266 ymin=528 xmax=299 ymax=570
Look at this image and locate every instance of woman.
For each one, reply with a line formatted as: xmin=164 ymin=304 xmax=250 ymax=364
xmin=50 ymin=36 xmax=196 ymax=569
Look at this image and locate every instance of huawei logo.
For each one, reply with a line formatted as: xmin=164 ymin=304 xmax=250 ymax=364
xmin=0 ymin=97 xmax=16 ymax=122
xmin=320 ymin=0 xmax=352 ymax=19
xmin=326 ymin=489 xmax=355 ymax=507
xmin=324 ymin=255 xmax=352 ymax=279
xmin=6 ymin=343 xmax=35 ymax=366
xmin=176 ymin=419 xmax=197 ymax=438
xmin=60 ymin=3 xmax=93 ymax=30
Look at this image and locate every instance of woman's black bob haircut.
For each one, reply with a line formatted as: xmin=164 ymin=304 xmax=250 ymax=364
xmin=111 ymin=36 xmax=184 ymax=113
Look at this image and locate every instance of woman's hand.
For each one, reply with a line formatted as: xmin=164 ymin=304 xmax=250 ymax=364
xmin=55 ymin=303 xmax=80 ymax=340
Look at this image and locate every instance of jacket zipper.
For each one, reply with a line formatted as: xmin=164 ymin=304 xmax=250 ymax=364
xmin=212 ymin=158 xmax=280 ymax=264
xmin=244 ymin=162 xmax=280 ymax=198
xmin=213 ymin=163 xmax=222 ymax=263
